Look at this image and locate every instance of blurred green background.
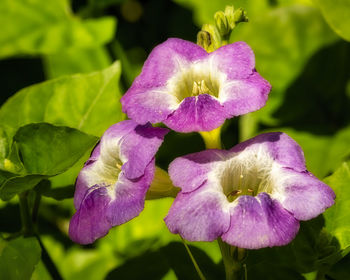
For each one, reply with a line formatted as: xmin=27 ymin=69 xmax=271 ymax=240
xmin=1 ymin=0 xmax=350 ymax=279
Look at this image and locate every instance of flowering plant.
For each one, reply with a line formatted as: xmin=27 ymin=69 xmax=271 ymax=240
xmin=0 ymin=1 xmax=350 ymax=280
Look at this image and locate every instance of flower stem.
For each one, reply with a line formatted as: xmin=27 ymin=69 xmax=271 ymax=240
xmin=19 ymin=191 xmax=34 ymax=236
xmin=19 ymin=190 xmax=63 ymax=280
xmin=32 ymin=190 xmax=41 ymax=224
xmin=36 ymin=235 xmax=63 ymax=280
xmin=199 ymin=126 xmax=222 ymax=149
xmin=217 ymin=238 xmax=245 ymax=280
xmin=180 ymin=236 xmax=206 ymax=280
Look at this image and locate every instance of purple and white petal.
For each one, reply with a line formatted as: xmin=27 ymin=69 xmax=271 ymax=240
xmin=220 ymin=71 xmax=271 ymax=118
xmin=169 ymin=149 xmax=228 ymax=193
xmin=121 ymin=39 xmax=207 ymax=125
xmin=69 ymin=160 xmax=155 ymax=244
xmin=222 ymin=193 xmax=299 ymax=249
xmin=210 ymin=42 xmax=256 ymax=80
xmin=164 ymin=95 xmax=227 ymax=132
xmin=165 ymin=183 xmax=230 ymax=241
xmin=231 ymin=132 xmax=306 ymax=172
xmin=166 ymin=132 xmax=335 ymax=249
xmin=122 ymin=38 xmax=271 ymax=132
xmin=274 ymin=168 xmax=335 ymax=221
xmin=117 ymin=122 xmax=168 ymax=179
xmin=69 ymin=185 xmax=112 ymax=244
xmin=69 ymin=120 xmax=167 ymax=244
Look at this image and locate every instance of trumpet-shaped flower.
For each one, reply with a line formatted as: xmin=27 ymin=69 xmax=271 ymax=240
xmin=121 ymin=38 xmax=271 ymax=133
xmin=165 ymin=133 xmax=335 ymax=249
xmin=69 ymin=120 xmax=168 ymax=244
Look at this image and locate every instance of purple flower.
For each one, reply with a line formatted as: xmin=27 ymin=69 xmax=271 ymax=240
xmin=69 ymin=120 xmax=168 ymax=244
xmin=165 ymin=133 xmax=335 ymax=249
xmin=121 ymin=38 xmax=271 ymax=133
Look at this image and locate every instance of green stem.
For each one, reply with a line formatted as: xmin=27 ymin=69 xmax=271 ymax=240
xmin=180 ymin=236 xmax=206 ymax=280
xmin=20 ymin=190 xmax=63 ymax=280
xmin=218 ymin=238 xmax=245 ymax=280
xmin=199 ymin=126 xmax=222 ymax=149
xmin=36 ymin=235 xmax=63 ymax=280
xmin=238 ymin=113 xmax=258 ymax=142
xmin=19 ymin=191 xmax=34 ymax=236
xmin=32 ymin=191 xmax=41 ymax=224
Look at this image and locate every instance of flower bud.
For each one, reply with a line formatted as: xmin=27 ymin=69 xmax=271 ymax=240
xmin=201 ymin=24 xmax=221 ymax=52
xmin=224 ymin=5 xmax=236 ymax=29
xmin=146 ymin=167 xmax=179 ymax=199
xmin=197 ymin=30 xmax=211 ymax=52
xmin=214 ymin=11 xmax=229 ymax=36
xmin=233 ymin=7 xmax=248 ymax=25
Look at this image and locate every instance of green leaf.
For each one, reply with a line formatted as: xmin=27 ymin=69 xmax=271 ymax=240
xmin=0 ymin=237 xmax=41 ymax=280
xmin=327 ymin=252 xmax=350 ymax=280
xmin=313 ymin=0 xmax=350 ymax=41
xmin=231 ymin=5 xmax=337 ymax=125
xmin=44 ymin=46 xmax=112 ymax=79
xmin=0 ymin=175 xmax=46 ymax=201
xmin=324 ymin=162 xmax=350 ymax=250
xmin=0 ymin=61 xmax=123 ymax=137
xmin=0 ymin=0 xmax=116 ymax=58
xmin=0 ymin=123 xmax=98 ymax=200
xmin=14 ymin=123 xmax=98 ymax=175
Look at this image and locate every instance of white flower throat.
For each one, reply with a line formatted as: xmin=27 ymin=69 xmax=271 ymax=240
xmin=218 ymin=149 xmax=275 ymax=202
xmin=168 ymin=59 xmax=226 ymax=102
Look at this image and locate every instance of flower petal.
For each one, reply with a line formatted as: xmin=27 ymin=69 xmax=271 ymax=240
xmin=73 ymin=121 xmax=167 ymax=209
xmin=106 ymin=160 xmax=155 ymax=225
xmin=120 ymin=89 xmax=178 ymax=125
xmin=277 ymin=169 xmax=335 ymax=220
xmin=220 ymin=71 xmax=271 ymax=117
xmin=69 ymin=160 xmax=155 ymax=244
xmin=164 ymin=94 xmax=227 ymax=132
xmin=210 ymin=41 xmax=255 ymax=80
xmin=121 ymin=38 xmax=207 ymax=124
xmin=69 ymin=185 xmax=112 ymax=244
xmin=130 ymin=38 xmax=207 ymax=88
xmin=117 ymin=122 xmax=168 ymax=180
xmin=221 ymin=193 xmax=299 ymax=249
xmin=231 ymin=132 xmax=307 ymax=172
xmin=169 ymin=149 xmax=228 ymax=193
xmin=165 ymin=184 xmax=230 ymax=241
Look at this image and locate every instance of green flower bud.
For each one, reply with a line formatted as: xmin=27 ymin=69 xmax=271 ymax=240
xmin=197 ymin=30 xmax=211 ymax=52
xmin=214 ymin=11 xmax=229 ymax=36
xmin=201 ymin=24 xmax=221 ymax=52
xmin=224 ymin=5 xmax=236 ymax=29
xmin=146 ymin=167 xmax=180 ymax=199
xmin=233 ymin=7 xmax=248 ymax=24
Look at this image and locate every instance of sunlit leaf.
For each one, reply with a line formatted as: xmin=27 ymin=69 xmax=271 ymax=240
xmin=0 ymin=237 xmax=41 ymax=280
xmin=14 ymin=123 xmax=98 ymax=175
xmin=0 ymin=123 xmax=98 ymax=200
xmin=313 ymin=0 xmax=350 ymax=41
xmin=44 ymin=46 xmax=112 ymax=79
xmin=0 ymin=0 xmax=116 ymax=58
xmin=31 ymin=260 xmax=51 ymax=280
xmin=0 ymin=61 xmax=123 ymax=137
xmin=0 ymin=174 xmax=46 ymax=201
xmin=324 ymin=162 xmax=350 ymax=250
